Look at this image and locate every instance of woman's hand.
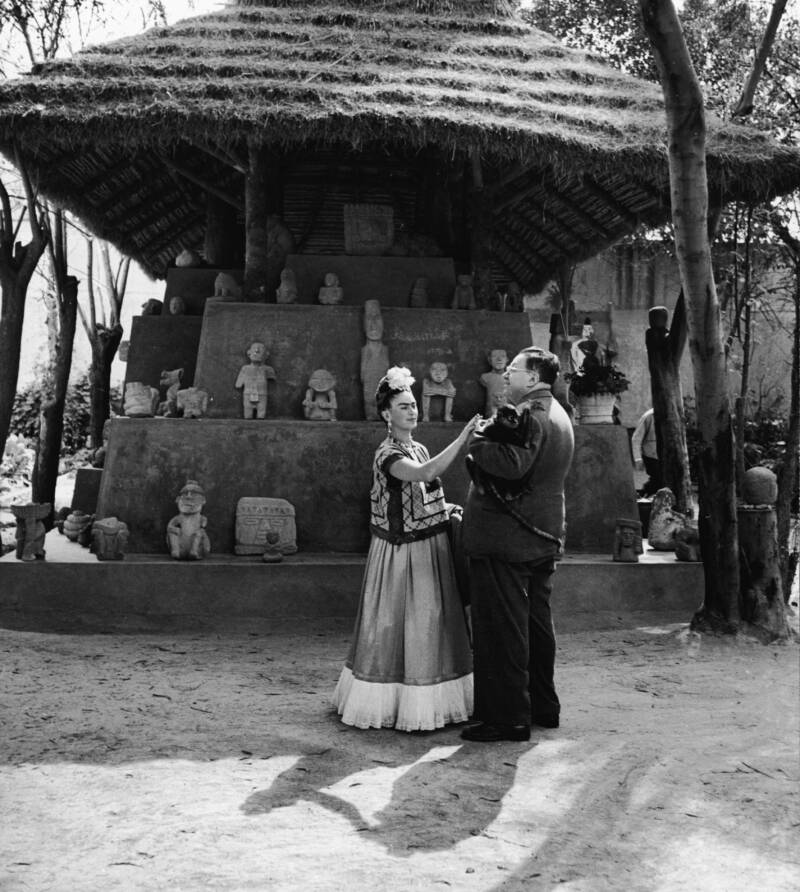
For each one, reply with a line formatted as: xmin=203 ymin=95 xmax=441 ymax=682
xmin=459 ymin=414 xmax=483 ymax=442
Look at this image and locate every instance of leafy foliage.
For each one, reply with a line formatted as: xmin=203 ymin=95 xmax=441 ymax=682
xmin=9 ymin=370 xmax=114 ymax=455
xmin=564 ymin=362 xmax=630 ymax=396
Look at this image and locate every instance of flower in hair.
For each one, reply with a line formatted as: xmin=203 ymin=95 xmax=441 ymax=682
xmin=384 ymin=366 xmax=415 ymax=391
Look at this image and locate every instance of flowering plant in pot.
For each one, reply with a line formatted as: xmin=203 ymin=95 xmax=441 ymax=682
xmin=564 ymin=362 xmax=631 ymax=397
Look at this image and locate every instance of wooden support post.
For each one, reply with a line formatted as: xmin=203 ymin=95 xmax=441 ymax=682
xmin=244 ymin=141 xmax=270 ymax=301
xmin=468 ymin=149 xmax=495 ymax=309
xmin=738 ymin=505 xmax=788 ymax=638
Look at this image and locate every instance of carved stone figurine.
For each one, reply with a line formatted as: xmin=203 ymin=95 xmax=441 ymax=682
xmin=168 ymin=295 xmax=187 ymax=316
xmin=571 ymin=318 xmax=604 ymax=373
xmin=303 ymin=369 xmax=338 ymax=420
xmin=90 ymin=516 xmax=130 ymax=561
xmin=262 ymin=530 xmax=284 ymax=563
xmin=167 ymin=480 xmax=211 ymax=560
xmin=175 ymin=248 xmax=202 ymax=268
xmin=504 ymin=281 xmax=524 ymax=312
xmin=275 ymin=267 xmax=298 ymax=304
xmin=361 ymin=299 xmax=390 ymax=421
xmin=479 ymin=348 xmax=508 ymax=417
xmin=158 ymin=367 xmax=184 ymax=417
xmin=63 ymin=509 xmax=93 ymax=543
xmin=613 ymin=518 xmax=644 ymax=562
xmin=235 ymin=341 xmax=276 ymax=419
xmin=92 ymin=418 xmax=112 ymax=468
xmin=124 ymin=381 xmax=160 ymax=418
xmin=11 ymin=502 xmax=50 ymax=561
xmin=422 ymin=361 xmax=456 ymax=422
xmin=409 ymin=277 xmax=429 ymax=308
xmin=176 ymin=387 xmax=209 ymax=419
xmin=674 ymin=521 xmax=701 ymax=562
xmin=451 ymin=274 xmax=476 ymax=310
xmin=213 ymin=272 xmax=242 ymax=301
xmin=318 ymin=272 xmax=344 ymax=305
xmin=648 ymin=487 xmax=691 ymax=551
xmin=140 ymin=298 xmax=162 ymax=316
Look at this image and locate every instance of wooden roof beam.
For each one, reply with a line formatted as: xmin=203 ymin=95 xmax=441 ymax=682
xmin=160 ymin=154 xmax=244 ymax=212
xmin=500 ymin=195 xmax=593 ymax=254
xmin=188 ymin=137 xmax=248 ymax=175
xmin=492 ymin=231 xmax=544 ymax=286
xmin=501 ymin=211 xmax=574 ymax=258
xmin=540 ymin=177 xmax=614 ymax=239
xmin=580 ymin=174 xmax=640 ymax=229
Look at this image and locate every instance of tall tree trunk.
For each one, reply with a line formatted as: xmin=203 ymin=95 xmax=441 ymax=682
xmin=32 ymin=274 xmax=78 ymax=524
xmin=88 ymin=324 xmax=123 ymax=449
xmin=640 ymin=0 xmax=742 ymax=633
xmin=0 ymin=164 xmax=49 ymax=460
xmin=645 ymin=294 xmax=693 ymax=514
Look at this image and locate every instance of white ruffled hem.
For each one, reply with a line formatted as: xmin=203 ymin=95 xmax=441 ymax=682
xmin=333 ymin=666 xmax=474 ymax=732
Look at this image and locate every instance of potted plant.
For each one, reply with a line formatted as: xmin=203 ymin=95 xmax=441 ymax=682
xmin=564 ymin=361 xmax=630 ymax=424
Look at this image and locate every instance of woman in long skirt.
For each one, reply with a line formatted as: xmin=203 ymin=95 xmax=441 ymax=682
xmin=333 ymin=367 xmax=479 ymax=731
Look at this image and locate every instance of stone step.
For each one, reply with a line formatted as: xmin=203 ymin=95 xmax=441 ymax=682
xmin=0 ymin=532 xmax=703 ymax=634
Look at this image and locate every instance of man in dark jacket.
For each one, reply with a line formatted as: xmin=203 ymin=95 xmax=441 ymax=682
xmin=461 ymin=347 xmax=575 ymax=742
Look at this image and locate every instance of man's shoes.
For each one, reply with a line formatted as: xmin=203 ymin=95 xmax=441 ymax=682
xmin=460 ymin=722 xmax=531 ymax=742
xmin=531 ymin=714 xmax=559 ymax=729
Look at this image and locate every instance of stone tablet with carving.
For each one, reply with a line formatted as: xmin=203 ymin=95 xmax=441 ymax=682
xmin=235 ymin=497 xmax=298 ymax=555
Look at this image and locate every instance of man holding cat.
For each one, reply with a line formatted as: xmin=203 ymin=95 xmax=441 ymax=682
xmin=460 ymin=347 xmax=574 ymax=742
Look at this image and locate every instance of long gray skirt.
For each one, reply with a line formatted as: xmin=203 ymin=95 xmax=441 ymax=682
xmin=333 ymin=531 xmax=473 ymax=731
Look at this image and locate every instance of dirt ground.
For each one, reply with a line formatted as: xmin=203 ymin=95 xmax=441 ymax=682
xmin=1 ymin=613 xmax=798 ymax=892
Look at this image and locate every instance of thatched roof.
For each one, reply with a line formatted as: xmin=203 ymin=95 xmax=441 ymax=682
xmin=1 ymin=0 xmax=799 ymax=283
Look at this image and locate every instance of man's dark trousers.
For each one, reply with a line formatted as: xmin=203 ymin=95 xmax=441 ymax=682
xmin=469 ymin=556 xmax=559 ymax=726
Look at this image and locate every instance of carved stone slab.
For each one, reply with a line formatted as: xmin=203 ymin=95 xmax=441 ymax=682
xmin=235 ymin=497 xmax=298 ymax=556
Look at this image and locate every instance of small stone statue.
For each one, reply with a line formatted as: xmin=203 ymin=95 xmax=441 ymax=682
xmin=213 ymin=272 xmax=242 ymax=301
xmin=63 ymin=509 xmax=94 ymax=542
xmin=91 ymin=517 xmax=129 ymax=561
xmin=158 ymin=367 xmax=184 ymax=417
xmin=613 ymin=518 xmax=643 ymax=562
xmin=361 ymin=299 xmax=390 ymax=421
xmin=168 ymin=295 xmax=187 ymax=316
xmin=11 ymin=502 xmax=50 ymax=561
xmin=176 ymin=387 xmax=209 ymax=419
xmin=648 ymin=487 xmax=691 ymax=551
xmin=505 ymin=281 xmax=524 ymax=312
xmin=479 ymin=348 xmax=508 ymax=417
xmin=266 ymin=214 xmax=296 ymax=294
xmin=318 ymin=272 xmax=344 ymax=305
xmin=422 ymin=361 xmax=456 ymax=422
xmin=124 ymin=382 xmax=160 ymax=418
xmin=303 ymin=369 xmax=338 ymax=420
xmin=570 ymin=318 xmax=604 ymax=373
xmin=167 ymin=480 xmax=211 ymax=560
xmin=674 ymin=521 xmax=701 ymax=562
xmin=175 ymin=249 xmax=202 ymax=268
xmin=409 ymin=277 xmax=429 ymax=308
xmin=276 ymin=267 xmax=298 ymax=304
xmin=235 ymin=341 xmax=276 ymax=419
xmin=140 ymin=299 xmax=163 ymax=316
xmin=235 ymin=497 xmax=297 ymax=555
xmin=451 ymin=274 xmax=476 ymax=310
xmin=262 ymin=530 xmax=284 ymax=563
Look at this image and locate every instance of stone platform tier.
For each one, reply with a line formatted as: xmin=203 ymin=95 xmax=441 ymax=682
xmin=0 ymin=537 xmax=704 ymax=634
xmin=97 ymin=420 xmax=636 ymax=555
xmin=192 ymin=302 xmax=533 ymax=420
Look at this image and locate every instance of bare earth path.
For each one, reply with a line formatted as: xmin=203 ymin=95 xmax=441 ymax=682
xmin=1 ymin=618 xmax=798 ymax=891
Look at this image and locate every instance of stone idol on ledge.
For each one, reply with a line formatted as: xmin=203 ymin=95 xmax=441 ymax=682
xmin=235 ymin=341 xmax=276 ymax=419
xmin=11 ymin=502 xmax=50 ymax=561
xmin=479 ymin=348 xmax=508 ymax=417
xmin=613 ymin=518 xmax=644 ymax=563
xmin=124 ymin=382 xmax=160 ymax=417
xmin=318 ymin=272 xmax=344 ymax=305
xmin=63 ymin=509 xmax=94 ymax=542
xmin=91 ymin=516 xmax=130 ymax=561
xmin=276 ymin=267 xmax=298 ymax=304
xmin=451 ymin=274 xmax=476 ymax=310
xmin=158 ymin=367 xmax=184 ymax=417
xmin=648 ymin=487 xmax=692 ymax=551
xmin=303 ymin=369 xmax=338 ymax=420
xmin=422 ymin=361 xmax=456 ymax=422
xmin=212 ymin=272 xmax=242 ymax=301
xmin=176 ymin=386 xmax=209 ymax=419
xmin=235 ymin=497 xmax=297 ymax=556
xmin=167 ymin=480 xmax=211 ymax=560
xmin=361 ymin=299 xmax=390 ymax=421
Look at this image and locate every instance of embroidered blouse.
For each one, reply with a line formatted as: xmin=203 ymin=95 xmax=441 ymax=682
xmin=369 ymin=438 xmax=450 ymax=544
